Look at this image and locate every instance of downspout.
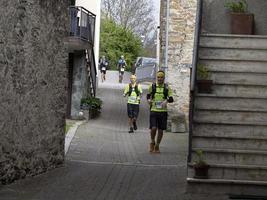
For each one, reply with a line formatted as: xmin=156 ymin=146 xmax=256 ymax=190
xmin=156 ymin=26 xmax=160 ymax=69
xmin=164 ymin=0 xmax=170 ymax=82
xmin=94 ymin=0 xmax=101 ymax=66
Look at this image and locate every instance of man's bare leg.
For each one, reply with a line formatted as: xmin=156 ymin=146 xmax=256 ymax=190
xmin=154 ymin=129 xmax=163 ymax=153
xmin=150 ymin=127 xmax=157 ymax=152
xmin=128 ymin=118 xmax=134 ymax=133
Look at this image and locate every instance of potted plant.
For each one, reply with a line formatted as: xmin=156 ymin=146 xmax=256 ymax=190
xmin=80 ymin=97 xmax=102 ymax=119
xmin=225 ymin=0 xmax=254 ymax=34
xmin=197 ymin=63 xmax=212 ymax=93
xmin=193 ymin=149 xmax=209 ymax=179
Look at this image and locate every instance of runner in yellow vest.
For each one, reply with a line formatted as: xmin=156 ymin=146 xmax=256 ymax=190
xmin=123 ymin=75 xmax=142 ymax=133
xmin=147 ymin=70 xmax=174 ymax=153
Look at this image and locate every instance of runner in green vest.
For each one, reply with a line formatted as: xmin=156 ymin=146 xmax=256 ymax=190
xmin=147 ymin=70 xmax=174 ymax=153
xmin=123 ymin=75 xmax=142 ymax=133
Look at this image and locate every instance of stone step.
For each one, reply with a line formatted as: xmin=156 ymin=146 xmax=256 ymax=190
xmin=211 ymin=84 xmax=267 ymax=98
xmin=192 ymin=135 xmax=267 ymax=151
xmin=187 ymin=177 xmax=267 ymax=196
xmin=191 ymin=148 xmax=267 ymax=166
xmin=194 ymin=110 xmax=267 ymax=125
xmin=188 ymin=164 xmax=267 ymax=181
xmin=192 ymin=123 xmax=267 ymax=139
xmin=195 ymin=96 xmax=267 ymax=112
xmin=210 ymin=71 xmax=267 ymax=86
xmin=199 ymin=48 xmax=267 ymax=61
xmin=198 ymin=60 xmax=267 ymax=73
xmin=200 ymin=34 xmax=267 ymax=50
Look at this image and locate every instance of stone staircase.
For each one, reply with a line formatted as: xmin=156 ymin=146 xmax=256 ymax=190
xmin=187 ymin=34 xmax=267 ymax=195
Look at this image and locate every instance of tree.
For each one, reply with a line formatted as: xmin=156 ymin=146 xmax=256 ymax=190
xmin=99 ymin=18 xmax=143 ymax=71
xmin=142 ymin=29 xmax=157 ymax=57
xmin=101 ymin=0 xmax=156 ymax=44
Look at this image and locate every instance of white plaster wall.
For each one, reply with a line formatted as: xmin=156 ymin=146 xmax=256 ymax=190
xmin=76 ymin=0 xmax=101 ymax=64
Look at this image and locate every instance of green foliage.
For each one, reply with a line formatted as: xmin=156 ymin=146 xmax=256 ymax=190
xmin=99 ymin=18 xmax=143 ymax=71
xmin=225 ymin=0 xmax=247 ymax=13
xmin=81 ymin=97 xmax=103 ymax=111
xmin=197 ymin=64 xmax=210 ymax=80
xmin=65 ymin=123 xmax=73 ymax=134
xmin=193 ymin=150 xmax=207 ymax=167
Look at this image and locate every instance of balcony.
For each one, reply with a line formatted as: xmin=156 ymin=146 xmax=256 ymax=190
xmin=67 ymin=6 xmax=96 ymax=52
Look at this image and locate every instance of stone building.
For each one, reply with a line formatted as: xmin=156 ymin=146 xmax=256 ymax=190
xmin=66 ymin=2 xmax=97 ymax=118
xmin=0 ymin=1 xmax=69 ymax=184
xmin=161 ymin=0 xmax=267 ymax=196
xmin=0 ymin=0 xmax=99 ymax=184
xmin=160 ymin=0 xmax=197 ymax=130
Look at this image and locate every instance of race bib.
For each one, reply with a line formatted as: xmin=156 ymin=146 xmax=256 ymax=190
xmin=155 ymin=101 xmax=163 ymax=109
xmin=101 ymin=67 xmax=106 ymax=70
xmin=121 ymin=68 xmax=125 ymax=72
xmin=129 ymin=96 xmax=137 ymax=103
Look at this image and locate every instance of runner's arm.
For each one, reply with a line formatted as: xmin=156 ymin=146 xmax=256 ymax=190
xmin=167 ymin=86 xmax=174 ymax=103
xmin=123 ymin=85 xmax=129 ymax=97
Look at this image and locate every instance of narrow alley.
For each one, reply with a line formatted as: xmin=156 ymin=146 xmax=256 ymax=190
xmin=0 ymin=71 xmax=190 ymax=200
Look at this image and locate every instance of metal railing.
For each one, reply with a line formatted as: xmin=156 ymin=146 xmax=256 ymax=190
xmin=86 ymin=48 xmax=97 ymax=97
xmin=69 ymin=6 xmax=97 ymax=97
xmin=69 ymin=6 xmax=96 ymax=44
xmin=188 ymin=0 xmax=203 ymax=163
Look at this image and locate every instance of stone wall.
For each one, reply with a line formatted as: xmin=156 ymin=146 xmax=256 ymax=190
xmin=0 ymin=0 xmax=68 ymax=184
xmin=71 ymin=51 xmax=89 ymax=118
xmin=160 ymin=0 xmax=197 ymax=128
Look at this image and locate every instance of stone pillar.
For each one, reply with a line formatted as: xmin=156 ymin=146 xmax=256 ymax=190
xmin=71 ymin=51 xmax=89 ymax=118
xmin=0 ymin=0 xmax=68 ymax=184
xmin=160 ymin=0 xmax=197 ymax=130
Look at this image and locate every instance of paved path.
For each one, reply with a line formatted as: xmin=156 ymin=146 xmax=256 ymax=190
xmin=0 ymin=70 xmax=227 ymax=200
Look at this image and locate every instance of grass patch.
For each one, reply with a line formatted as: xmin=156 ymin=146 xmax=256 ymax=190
xmin=65 ymin=120 xmax=76 ymax=134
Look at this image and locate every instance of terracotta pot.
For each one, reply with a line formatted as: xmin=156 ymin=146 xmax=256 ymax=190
xmin=230 ymin=13 xmax=254 ymax=35
xmin=197 ymin=80 xmax=212 ymax=93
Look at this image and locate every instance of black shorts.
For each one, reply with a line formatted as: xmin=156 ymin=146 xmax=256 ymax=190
xmin=149 ymin=111 xmax=168 ymax=130
xmin=101 ymin=70 xmax=106 ymax=74
xmin=127 ymin=103 xmax=139 ymax=119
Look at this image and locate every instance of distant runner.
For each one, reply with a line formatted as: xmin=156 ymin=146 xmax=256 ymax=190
xmin=117 ymin=55 xmax=127 ymax=83
xmin=99 ymin=55 xmax=109 ymax=82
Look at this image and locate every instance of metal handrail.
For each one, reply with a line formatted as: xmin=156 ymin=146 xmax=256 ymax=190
xmin=89 ymin=48 xmax=97 ymax=96
xmin=70 ymin=5 xmax=96 ymax=16
xmin=190 ymin=0 xmax=203 ymax=92
xmin=188 ymin=0 xmax=203 ymax=163
xmin=69 ymin=6 xmax=96 ymax=44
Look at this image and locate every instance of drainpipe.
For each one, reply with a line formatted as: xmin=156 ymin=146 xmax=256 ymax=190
xmin=164 ymin=0 xmax=170 ymax=82
xmin=156 ymin=25 xmax=160 ymax=69
xmin=95 ymin=0 xmax=101 ymax=66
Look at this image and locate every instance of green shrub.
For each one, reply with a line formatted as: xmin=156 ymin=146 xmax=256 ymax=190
xmin=193 ymin=150 xmax=207 ymax=167
xmin=81 ymin=97 xmax=103 ymax=112
xmin=197 ymin=64 xmax=210 ymax=80
xmin=225 ymin=0 xmax=247 ymax=13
